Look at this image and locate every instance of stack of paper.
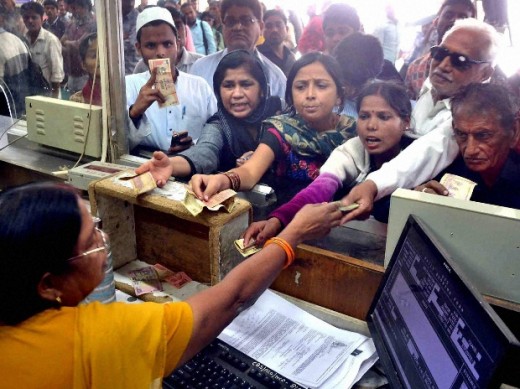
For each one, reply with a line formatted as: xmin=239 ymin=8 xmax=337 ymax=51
xmin=218 ymin=290 xmax=378 ymax=388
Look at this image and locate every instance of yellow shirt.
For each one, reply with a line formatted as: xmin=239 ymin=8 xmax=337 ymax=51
xmin=0 ymin=301 xmax=193 ymax=389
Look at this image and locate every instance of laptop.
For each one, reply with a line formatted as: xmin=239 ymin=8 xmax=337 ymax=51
xmin=366 ymin=215 xmax=520 ymax=389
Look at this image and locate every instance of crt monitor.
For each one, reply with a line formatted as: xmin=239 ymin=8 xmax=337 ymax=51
xmin=386 ymin=189 xmax=520 ymax=305
xmin=25 ymin=96 xmax=103 ymax=158
xmin=367 ymin=215 xmax=520 ymax=388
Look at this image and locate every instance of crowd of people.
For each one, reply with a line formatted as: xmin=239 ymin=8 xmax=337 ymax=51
xmin=1 ymin=0 xmax=520 ymax=386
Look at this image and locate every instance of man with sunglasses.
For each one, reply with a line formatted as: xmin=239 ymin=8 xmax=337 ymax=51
xmin=338 ymin=18 xmax=501 ymax=224
xmin=189 ymin=0 xmax=286 ymax=99
xmin=405 ymin=0 xmax=476 ymax=100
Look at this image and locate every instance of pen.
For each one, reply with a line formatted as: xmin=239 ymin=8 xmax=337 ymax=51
xmin=182 ymin=106 xmax=186 ymax=120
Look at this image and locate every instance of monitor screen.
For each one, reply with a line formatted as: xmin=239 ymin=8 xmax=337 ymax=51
xmin=370 ymin=216 xmax=516 ymax=388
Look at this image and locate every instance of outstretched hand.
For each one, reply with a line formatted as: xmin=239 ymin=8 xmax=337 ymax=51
xmin=337 ymin=180 xmax=378 ymax=224
xmin=243 ymin=218 xmax=282 ymax=247
xmin=281 ymin=202 xmax=343 ymax=246
xmin=135 ymin=151 xmax=174 ymax=187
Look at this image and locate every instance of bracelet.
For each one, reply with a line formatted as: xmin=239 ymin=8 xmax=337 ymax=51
xmin=221 ymin=171 xmax=241 ymax=191
xmin=264 ymin=237 xmax=295 ymax=269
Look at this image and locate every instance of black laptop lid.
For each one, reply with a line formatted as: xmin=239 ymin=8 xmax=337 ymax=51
xmin=366 ymin=215 xmax=519 ymax=389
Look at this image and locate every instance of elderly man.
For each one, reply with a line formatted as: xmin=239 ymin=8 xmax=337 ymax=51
xmin=341 ymin=18 xmax=500 ymax=222
xmin=405 ymin=0 xmax=476 ymax=100
xmin=416 ymin=83 xmax=520 ymax=209
xmin=126 ymin=7 xmax=216 ymax=153
xmin=189 ymin=0 xmax=286 ymax=99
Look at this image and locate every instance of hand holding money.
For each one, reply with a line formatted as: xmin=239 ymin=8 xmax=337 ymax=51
xmin=439 ymin=173 xmax=477 ymax=200
xmin=129 ymin=67 xmax=166 ymax=119
xmin=234 ymin=238 xmax=262 ymax=257
xmin=148 ymin=58 xmax=179 ymax=108
xmin=415 ymin=180 xmax=449 ymax=196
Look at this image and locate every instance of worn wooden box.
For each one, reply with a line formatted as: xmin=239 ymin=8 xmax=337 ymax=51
xmin=88 ymin=176 xmax=252 ymax=286
xmin=88 ymin=175 xmax=384 ymax=320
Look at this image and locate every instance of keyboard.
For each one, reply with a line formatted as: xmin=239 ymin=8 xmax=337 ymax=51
xmin=163 ymin=338 xmax=306 ymax=389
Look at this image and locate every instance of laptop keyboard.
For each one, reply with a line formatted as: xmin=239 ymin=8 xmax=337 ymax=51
xmin=163 ymin=338 xmax=305 ymax=389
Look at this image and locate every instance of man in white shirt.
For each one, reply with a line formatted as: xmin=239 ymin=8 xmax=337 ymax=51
xmin=126 ymin=7 xmax=217 ymax=153
xmin=340 ymin=18 xmax=500 ymax=222
xmin=21 ymin=2 xmax=64 ymax=98
xmin=133 ymin=8 xmax=204 ymax=74
xmin=189 ymin=0 xmax=286 ymax=99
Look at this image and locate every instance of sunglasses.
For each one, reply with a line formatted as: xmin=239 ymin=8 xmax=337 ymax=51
xmin=430 ymin=46 xmax=489 ymax=71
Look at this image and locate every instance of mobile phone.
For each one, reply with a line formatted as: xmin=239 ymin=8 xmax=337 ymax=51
xmin=170 ymin=131 xmax=188 ymax=147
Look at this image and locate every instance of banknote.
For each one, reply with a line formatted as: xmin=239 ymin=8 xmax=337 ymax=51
xmin=126 ymin=172 xmax=157 ymax=195
xmin=152 ymin=264 xmax=192 ymax=289
xmin=234 ymin=238 xmax=262 ymax=257
xmin=129 ymin=266 xmax=163 ymax=296
xmin=440 ymin=173 xmax=477 ymax=200
xmin=183 ymin=191 xmax=205 ymax=216
xmin=153 ymin=263 xmax=176 ymax=280
xmin=148 ymin=58 xmax=179 ymax=107
xmin=182 ymin=189 xmax=237 ymax=216
xmin=332 ymin=201 xmax=359 ymax=214
xmin=168 ymin=271 xmax=192 ymax=289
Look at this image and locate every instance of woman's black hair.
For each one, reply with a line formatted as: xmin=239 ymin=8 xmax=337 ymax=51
xmin=356 ymin=80 xmax=412 ymax=121
xmin=208 ymin=50 xmax=281 ymax=163
xmin=451 ymin=83 xmax=518 ymax=134
xmin=213 ymin=49 xmax=268 ymax=107
xmin=0 ymin=182 xmax=82 ymax=325
xmin=285 ymin=52 xmax=345 ymax=114
xmin=78 ymin=32 xmax=97 ymax=62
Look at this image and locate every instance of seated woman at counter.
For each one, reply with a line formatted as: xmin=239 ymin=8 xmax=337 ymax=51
xmin=135 ymin=49 xmax=282 ymax=185
xmin=190 ymin=52 xmax=357 ymax=202
xmin=415 ymin=83 xmax=520 ymax=209
xmin=0 ymin=182 xmax=342 ymax=387
xmin=243 ymin=81 xmax=412 ymax=246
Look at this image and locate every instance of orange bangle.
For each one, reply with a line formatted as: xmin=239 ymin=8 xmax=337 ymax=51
xmin=264 ymin=237 xmax=295 ymax=269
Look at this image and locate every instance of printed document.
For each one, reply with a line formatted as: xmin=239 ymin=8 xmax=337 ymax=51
xmin=218 ymin=290 xmax=378 ymax=388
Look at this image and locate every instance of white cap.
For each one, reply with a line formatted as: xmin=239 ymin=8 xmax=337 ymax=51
xmin=136 ymin=6 xmax=177 ymax=35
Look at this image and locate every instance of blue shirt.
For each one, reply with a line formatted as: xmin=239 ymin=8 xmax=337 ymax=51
xmin=189 ymin=19 xmax=216 ymax=55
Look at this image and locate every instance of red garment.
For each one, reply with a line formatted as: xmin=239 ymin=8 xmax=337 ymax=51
xmin=404 ymin=53 xmax=431 ymax=100
xmin=82 ymin=78 xmax=102 ymax=106
xmin=297 ymin=15 xmax=324 ymax=54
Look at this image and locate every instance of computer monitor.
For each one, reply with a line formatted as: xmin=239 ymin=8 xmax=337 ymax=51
xmin=367 ymin=215 xmax=520 ymax=388
xmin=386 ymin=189 xmax=520 ymax=305
xmin=25 ymin=96 xmax=103 ymax=158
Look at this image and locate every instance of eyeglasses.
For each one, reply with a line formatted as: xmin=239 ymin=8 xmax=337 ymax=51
xmin=430 ymin=45 xmax=490 ymax=71
xmin=66 ymin=228 xmax=108 ymax=262
xmin=222 ymin=16 xmax=257 ymax=28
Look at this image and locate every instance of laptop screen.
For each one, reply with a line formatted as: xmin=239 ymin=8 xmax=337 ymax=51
xmin=367 ymin=215 xmax=519 ymax=389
